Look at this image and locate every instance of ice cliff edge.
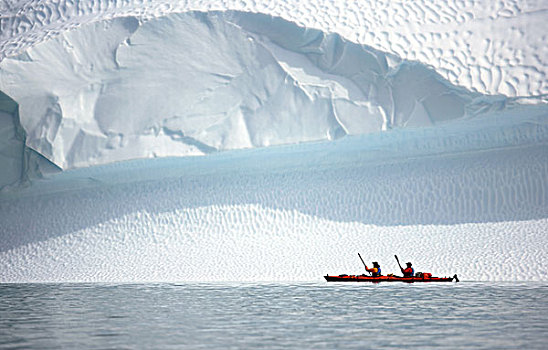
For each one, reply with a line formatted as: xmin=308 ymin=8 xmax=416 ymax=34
xmin=0 ymin=11 xmax=542 ymax=189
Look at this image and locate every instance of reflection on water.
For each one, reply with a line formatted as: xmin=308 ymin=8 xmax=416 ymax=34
xmin=0 ymin=282 xmax=547 ymax=349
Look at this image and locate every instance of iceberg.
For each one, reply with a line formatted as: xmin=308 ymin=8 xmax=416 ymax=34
xmin=0 ymin=1 xmax=546 ymax=282
xmin=0 ymin=11 xmax=515 ymax=181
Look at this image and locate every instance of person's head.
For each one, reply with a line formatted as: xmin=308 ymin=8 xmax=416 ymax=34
xmin=373 ymin=262 xmax=380 ymax=268
xmin=406 ymin=262 xmax=412 ymax=267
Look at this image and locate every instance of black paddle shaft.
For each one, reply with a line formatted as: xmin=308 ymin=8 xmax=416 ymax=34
xmin=358 ymin=253 xmax=371 ymax=275
xmin=395 ymin=255 xmax=404 ymax=272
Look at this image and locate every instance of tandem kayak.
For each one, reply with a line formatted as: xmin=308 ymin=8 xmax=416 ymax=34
xmin=324 ymin=274 xmax=459 ymax=283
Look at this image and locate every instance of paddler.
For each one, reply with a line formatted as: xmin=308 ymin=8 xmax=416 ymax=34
xmin=365 ymin=262 xmax=382 ymax=276
xmin=402 ymin=262 xmax=414 ymax=277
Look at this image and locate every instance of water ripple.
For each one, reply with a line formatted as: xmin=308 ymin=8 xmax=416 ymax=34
xmin=0 ymin=282 xmax=547 ymax=349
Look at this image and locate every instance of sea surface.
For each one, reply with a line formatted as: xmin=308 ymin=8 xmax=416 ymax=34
xmin=0 ymin=282 xmax=547 ymax=349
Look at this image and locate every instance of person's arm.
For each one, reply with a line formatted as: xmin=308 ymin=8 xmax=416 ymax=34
xmin=365 ymin=267 xmax=377 ymax=274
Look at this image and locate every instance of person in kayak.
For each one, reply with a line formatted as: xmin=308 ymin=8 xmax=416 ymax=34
xmin=365 ymin=262 xmax=382 ymax=276
xmin=402 ymin=262 xmax=414 ymax=277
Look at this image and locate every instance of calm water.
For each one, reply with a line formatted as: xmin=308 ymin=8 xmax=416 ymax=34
xmin=0 ymin=282 xmax=547 ymax=349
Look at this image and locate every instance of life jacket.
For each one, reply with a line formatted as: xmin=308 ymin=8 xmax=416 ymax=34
xmin=372 ymin=267 xmax=381 ymax=277
xmin=403 ymin=267 xmax=414 ymax=277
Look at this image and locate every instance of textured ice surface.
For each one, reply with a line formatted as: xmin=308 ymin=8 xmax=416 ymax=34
xmin=0 ymin=0 xmax=547 ymax=282
xmin=1 ymin=121 xmax=547 ymax=282
xmin=1 ymin=0 xmax=547 ymax=98
xmin=1 ymin=1 xmax=547 ymax=186
xmin=1 ymin=205 xmax=546 ymax=282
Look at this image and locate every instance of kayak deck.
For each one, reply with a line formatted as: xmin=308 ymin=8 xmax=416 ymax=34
xmin=324 ymin=274 xmax=458 ymax=283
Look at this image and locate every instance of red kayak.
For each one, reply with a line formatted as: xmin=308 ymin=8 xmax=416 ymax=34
xmin=324 ymin=274 xmax=459 ymax=283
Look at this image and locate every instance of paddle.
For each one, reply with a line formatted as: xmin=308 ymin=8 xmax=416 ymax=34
xmin=358 ymin=253 xmax=371 ymax=275
xmin=394 ymin=255 xmax=404 ymax=274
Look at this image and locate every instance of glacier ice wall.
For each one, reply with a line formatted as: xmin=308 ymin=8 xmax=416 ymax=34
xmin=0 ymin=2 xmax=547 ymax=282
xmin=0 ymin=10 xmax=515 ymax=185
xmin=1 ymin=134 xmax=547 ymax=282
xmin=1 ymin=105 xmax=547 ymax=282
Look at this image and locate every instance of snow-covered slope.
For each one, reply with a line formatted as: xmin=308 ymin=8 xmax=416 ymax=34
xmin=0 ymin=0 xmax=546 ymax=282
